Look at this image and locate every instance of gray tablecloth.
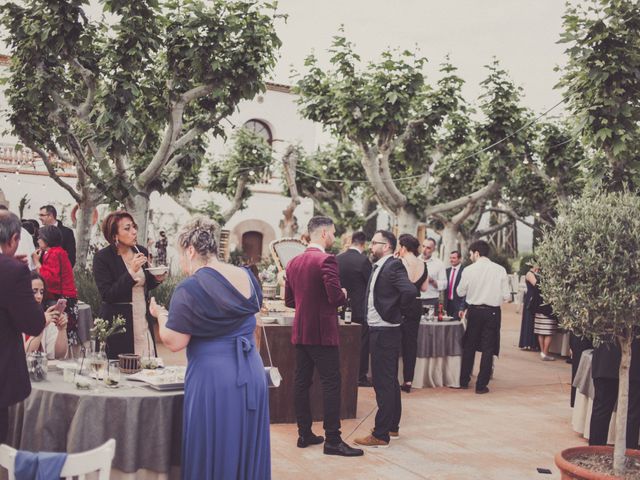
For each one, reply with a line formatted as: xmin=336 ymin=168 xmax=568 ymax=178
xmin=7 ymin=371 xmax=183 ymax=475
xmin=572 ymin=349 xmax=594 ymax=399
xmin=417 ymin=320 xmax=464 ymax=358
xmin=76 ymin=303 xmax=93 ymax=343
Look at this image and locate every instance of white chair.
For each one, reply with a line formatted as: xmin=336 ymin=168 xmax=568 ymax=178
xmin=0 ymin=438 xmax=116 ymax=480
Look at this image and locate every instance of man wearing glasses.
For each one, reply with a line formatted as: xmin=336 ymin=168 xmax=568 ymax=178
xmin=354 ymin=230 xmax=416 ymax=448
xmin=39 ymin=205 xmax=76 ymax=267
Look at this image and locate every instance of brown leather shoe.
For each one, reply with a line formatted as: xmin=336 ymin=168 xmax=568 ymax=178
xmin=371 ymin=428 xmax=399 ymax=439
xmin=354 ymin=434 xmax=389 ymax=448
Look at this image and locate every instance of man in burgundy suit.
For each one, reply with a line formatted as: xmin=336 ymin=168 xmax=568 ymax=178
xmin=0 ymin=210 xmax=46 ymax=442
xmin=285 ymin=216 xmax=364 ymax=457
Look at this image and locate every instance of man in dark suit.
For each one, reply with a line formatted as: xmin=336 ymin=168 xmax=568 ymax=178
xmin=285 ymin=216 xmax=363 ymax=457
xmin=589 ymin=336 xmax=640 ymax=449
xmin=0 ymin=210 xmax=46 ymax=442
xmin=354 ymin=230 xmax=416 ymax=448
xmin=39 ymin=204 xmax=76 ymax=267
xmin=445 ymin=250 xmax=466 ymax=318
xmin=336 ymin=231 xmax=372 ymax=387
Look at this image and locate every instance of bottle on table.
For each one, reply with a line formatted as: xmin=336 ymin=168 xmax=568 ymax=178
xmin=344 ymin=302 xmax=352 ymax=324
xmin=437 ymin=303 xmax=444 ymax=322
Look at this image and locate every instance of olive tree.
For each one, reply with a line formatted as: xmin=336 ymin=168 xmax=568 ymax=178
xmin=537 ymin=191 xmax=640 ymax=474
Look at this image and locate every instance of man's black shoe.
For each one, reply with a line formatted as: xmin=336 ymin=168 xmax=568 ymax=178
xmin=358 ymin=378 xmax=373 ymax=387
xmin=297 ymin=434 xmax=324 ymax=448
xmin=475 ymin=387 xmax=489 ymax=394
xmin=323 ymin=441 xmax=364 ymax=457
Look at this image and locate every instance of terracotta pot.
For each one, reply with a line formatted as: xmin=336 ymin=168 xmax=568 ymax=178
xmin=555 ymin=446 xmax=640 ymax=479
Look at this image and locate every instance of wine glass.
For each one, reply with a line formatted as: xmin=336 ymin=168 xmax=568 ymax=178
xmin=88 ymin=351 xmax=107 ymax=388
xmin=104 ymin=360 xmax=121 ymax=388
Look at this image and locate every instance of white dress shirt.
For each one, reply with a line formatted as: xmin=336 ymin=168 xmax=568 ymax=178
xmin=420 ymin=256 xmax=447 ymax=300
xmin=456 ymin=257 xmax=511 ymax=307
xmin=366 ymin=254 xmax=398 ymax=328
xmin=307 ymin=242 xmax=326 ymax=252
xmin=15 ymin=227 xmax=36 ymax=270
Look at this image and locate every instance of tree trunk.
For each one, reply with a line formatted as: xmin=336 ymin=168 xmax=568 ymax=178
xmin=440 ymin=221 xmax=460 ymax=264
xmin=125 ymin=193 xmax=151 ymax=246
xmin=280 ymin=199 xmax=299 ymax=237
xmin=613 ymin=333 xmax=632 ymax=475
xmin=395 ymin=208 xmax=419 ymax=236
xmin=74 ymin=199 xmax=98 ymax=268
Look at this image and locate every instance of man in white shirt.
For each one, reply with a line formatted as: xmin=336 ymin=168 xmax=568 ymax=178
xmin=457 ymin=240 xmax=511 ymax=394
xmin=419 ymin=237 xmax=446 ymax=310
xmin=0 ymin=206 xmax=35 ymax=269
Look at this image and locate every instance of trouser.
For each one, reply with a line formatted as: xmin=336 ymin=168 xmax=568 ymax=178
xmin=355 ymin=319 xmax=370 ymax=382
xmin=400 ymin=315 xmax=420 ymax=383
xmin=569 ymin=334 xmax=593 ymax=407
xmin=370 ymin=327 xmax=402 ymax=443
xmin=446 ymin=299 xmax=463 ymax=318
xmin=0 ymin=407 xmax=7 ymax=444
xmin=460 ymin=305 xmax=500 ymax=390
xmin=294 ymin=345 xmax=342 ymax=444
xmin=589 ymin=378 xmax=640 ymax=449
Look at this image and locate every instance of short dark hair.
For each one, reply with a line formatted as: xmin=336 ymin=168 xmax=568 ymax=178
xmin=0 ymin=210 xmax=21 ymax=244
xmin=40 ymin=205 xmax=58 ymax=219
xmin=0 ymin=205 xmax=8 ymax=211
xmin=38 ymin=225 xmax=63 ymax=247
xmin=375 ymin=230 xmax=397 ymax=252
xmin=102 ymin=211 xmax=136 ymax=245
xmin=425 ymin=237 xmax=437 ymax=246
xmin=307 ymin=216 xmax=334 ymax=235
xmin=30 ymin=271 xmax=47 ymax=295
xmin=450 ymin=250 xmax=461 ymax=259
xmin=351 ymin=231 xmax=366 ymax=246
xmin=469 ymin=240 xmax=490 ymax=257
xmin=398 ymin=233 xmax=419 ymax=255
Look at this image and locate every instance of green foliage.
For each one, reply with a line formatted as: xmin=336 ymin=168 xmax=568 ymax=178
xmin=207 ymin=128 xmax=273 ymax=222
xmin=517 ymin=253 xmax=537 ymax=277
xmin=74 ymin=268 xmax=101 ymax=316
xmin=537 ymin=191 xmax=640 ymax=342
xmin=0 ymin=0 xmax=282 ymax=205
xmin=557 ymin=0 xmax=640 ymax=190
xmin=291 ymin=142 xmax=371 ymax=235
xmin=152 ymin=273 xmax=186 ymax=309
xmin=488 ymin=251 xmax=513 ymax=275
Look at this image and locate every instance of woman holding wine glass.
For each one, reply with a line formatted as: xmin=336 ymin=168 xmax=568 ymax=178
xmin=92 ymin=211 xmax=167 ymax=359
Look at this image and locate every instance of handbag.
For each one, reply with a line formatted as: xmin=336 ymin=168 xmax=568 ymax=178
xmin=261 ymin=324 xmax=282 ymax=388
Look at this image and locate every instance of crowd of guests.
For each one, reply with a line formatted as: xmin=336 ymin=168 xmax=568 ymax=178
xmin=3 ymin=204 xmax=637 ymax=479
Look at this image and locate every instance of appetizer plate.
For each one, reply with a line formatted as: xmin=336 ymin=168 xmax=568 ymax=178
xmin=145 ymin=266 xmax=169 ymax=275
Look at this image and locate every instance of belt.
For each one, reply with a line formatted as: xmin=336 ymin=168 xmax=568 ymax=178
xmin=469 ymin=304 xmax=499 ymax=310
xmin=235 ymin=336 xmax=257 ymax=411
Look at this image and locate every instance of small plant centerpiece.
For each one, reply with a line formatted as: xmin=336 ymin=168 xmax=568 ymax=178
xmin=537 ymin=191 xmax=640 ymax=477
xmin=90 ymin=315 xmax=126 ymax=354
xmin=258 ymin=263 xmax=278 ymax=298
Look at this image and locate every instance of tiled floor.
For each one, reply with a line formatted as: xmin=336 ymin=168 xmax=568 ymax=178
xmin=159 ymin=303 xmax=584 ymax=479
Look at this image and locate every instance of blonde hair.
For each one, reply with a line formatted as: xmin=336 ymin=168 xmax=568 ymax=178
xmin=177 ymin=217 xmax=219 ymax=259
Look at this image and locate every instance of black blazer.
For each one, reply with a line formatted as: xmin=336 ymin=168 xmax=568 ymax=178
xmin=445 ymin=265 xmax=466 ymax=311
xmin=0 ymin=254 xmax=46 ymax=408
xmin=336 ymin=249 xmax=372 ymax=322
xmin=364 ymin=257 xmax=417 ymax=325
xmin=57 ymin=220 xmax=76 ymax=268
xmin=592 ymin=335 xmax=640 ymax=381
xmin=92 ymin=245 xmax=160 ymax=359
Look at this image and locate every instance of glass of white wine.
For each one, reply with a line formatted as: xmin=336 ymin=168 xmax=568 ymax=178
xmin=104 ymin=360 xmax=121 ymax=388
xmin=88 ymin=352 xmax=107 ymax=389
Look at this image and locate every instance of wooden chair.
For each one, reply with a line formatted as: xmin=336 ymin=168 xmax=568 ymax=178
xmin=0 ymin=439 xmax=116 ymax=480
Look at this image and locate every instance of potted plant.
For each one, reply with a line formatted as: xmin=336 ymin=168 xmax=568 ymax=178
xmin=537 ymin=191 xmax=640 ymax=478
xmin=258 ymin=263 xmax=278 ymax=299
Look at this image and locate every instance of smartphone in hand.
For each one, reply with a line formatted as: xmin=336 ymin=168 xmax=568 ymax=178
xmin=54 ymin=298 xmax=67 ymax=313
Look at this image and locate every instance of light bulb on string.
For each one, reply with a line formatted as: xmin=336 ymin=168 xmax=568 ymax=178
xmin=315 ymin=181 xmax=322 ymax=188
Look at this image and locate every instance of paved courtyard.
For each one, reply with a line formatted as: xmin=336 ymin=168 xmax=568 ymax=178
xmin=161 ymin=303 xmax=585 ymax=479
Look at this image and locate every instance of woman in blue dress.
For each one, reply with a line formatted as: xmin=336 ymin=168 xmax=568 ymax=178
xmin=150 ymin=217 xmax=270 ymax=480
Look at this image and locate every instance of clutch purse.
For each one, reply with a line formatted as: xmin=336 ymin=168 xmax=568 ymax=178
xmin=261 ymin=324 xmax=282 ymax=388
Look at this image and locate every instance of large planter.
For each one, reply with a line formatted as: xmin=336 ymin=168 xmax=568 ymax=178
xmin=555 ymin=446 xmax=640 ymax=479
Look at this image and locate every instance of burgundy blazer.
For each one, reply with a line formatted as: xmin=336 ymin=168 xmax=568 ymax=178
xmin=285 ymin=247 xmax=346 ymax=346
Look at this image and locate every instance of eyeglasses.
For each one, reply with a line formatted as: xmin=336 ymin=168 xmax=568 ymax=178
xmin=371 ymin=241 xmax=388 ymax=246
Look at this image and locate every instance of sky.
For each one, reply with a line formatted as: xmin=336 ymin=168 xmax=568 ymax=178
xmin=270 ymin=0 xmax=570 ymax=115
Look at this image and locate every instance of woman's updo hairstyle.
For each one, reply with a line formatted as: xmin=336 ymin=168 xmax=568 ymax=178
xmin=178 ymin=217 xmax=219 ymax=258
xmin=398 ymin=233 xmax=420 ymax=256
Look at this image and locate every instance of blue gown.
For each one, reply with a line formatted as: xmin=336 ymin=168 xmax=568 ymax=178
xmin=167 ymin=267 xmax=270 ymax=480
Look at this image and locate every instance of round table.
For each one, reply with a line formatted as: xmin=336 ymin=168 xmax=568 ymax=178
xmin=399 ymin=319 xmax=464 ymax=388
xmin=7 ymin=371 xmax=183 ymax=480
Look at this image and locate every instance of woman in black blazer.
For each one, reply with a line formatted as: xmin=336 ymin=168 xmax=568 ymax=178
xmin=92 ymin=211 xmax=166 ymax=359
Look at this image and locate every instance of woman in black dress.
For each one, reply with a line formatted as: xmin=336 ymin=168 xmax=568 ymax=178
xmin=92 ymin=211 xmax=166 ymax=358
xmin=397 ymin=234 xmax=429 ymax=393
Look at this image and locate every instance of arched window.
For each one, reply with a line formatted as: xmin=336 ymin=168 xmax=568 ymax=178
xmin=243 ymin=119 xmax=272 ymax=145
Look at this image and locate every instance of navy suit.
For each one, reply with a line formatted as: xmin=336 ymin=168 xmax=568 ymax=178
xmin=445 ymin=265 xmax=466 ymax=317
